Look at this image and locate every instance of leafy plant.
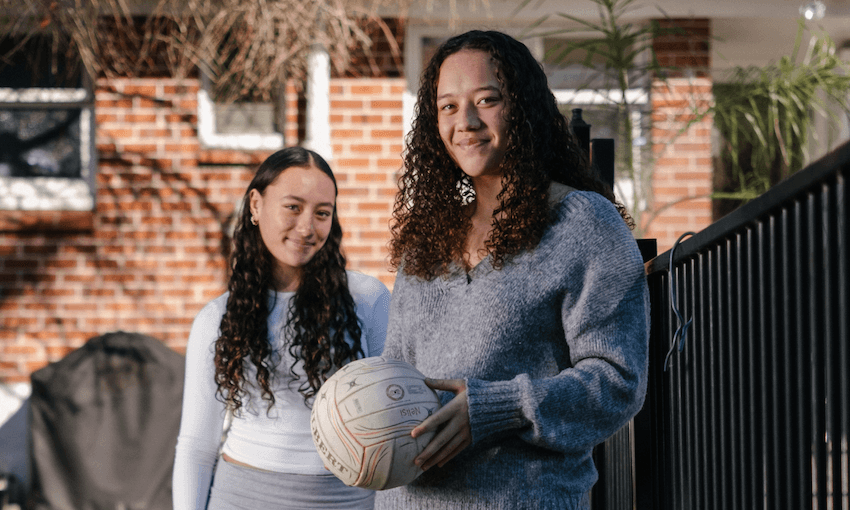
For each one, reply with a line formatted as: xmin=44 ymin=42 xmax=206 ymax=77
xmin=711 ymin=20 xmax=850 ymax=214
xmin=520 ymin=0 xmax=690 ymax=235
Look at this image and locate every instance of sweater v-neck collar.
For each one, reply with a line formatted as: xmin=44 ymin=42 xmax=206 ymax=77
xmin=444 ymin=255 xmax=494 ymax=287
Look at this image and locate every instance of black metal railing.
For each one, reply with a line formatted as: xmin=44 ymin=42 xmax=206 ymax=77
xmin=631 ymin=139 xmax=847 ymax=510
xmin=592 ymin=138 xmax=850 ymax=509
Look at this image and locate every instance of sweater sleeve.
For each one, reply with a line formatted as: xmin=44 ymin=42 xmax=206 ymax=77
xmin=172 ymin=298 xmax=228 ymax=510
xmin=465 ymin=195 xmax=650 ymax=455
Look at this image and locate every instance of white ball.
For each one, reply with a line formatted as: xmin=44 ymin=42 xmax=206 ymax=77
xmin=310 ymin=356 xmax=442 ymax=490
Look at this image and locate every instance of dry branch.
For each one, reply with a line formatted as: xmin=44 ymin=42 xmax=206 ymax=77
xmin=0 ymin=0 xmax=407 ymax=101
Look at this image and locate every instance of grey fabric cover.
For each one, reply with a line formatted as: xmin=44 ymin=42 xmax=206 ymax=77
xmin=29 ymin=331 xmax=184 ymax=510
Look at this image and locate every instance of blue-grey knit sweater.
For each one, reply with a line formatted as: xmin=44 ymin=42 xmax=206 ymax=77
xmin=374 ymin=190 xmax=650 ymax=510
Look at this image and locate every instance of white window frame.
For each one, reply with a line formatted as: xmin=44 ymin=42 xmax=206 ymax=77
xmin=551 ymin=87 xmax=649 ymax=212
xmin=0 ymin=87 xmax=95 ymax=211
xmin=196 ymin=73 xmax=285 ymax=151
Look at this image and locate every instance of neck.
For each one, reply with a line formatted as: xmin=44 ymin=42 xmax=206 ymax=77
xmin=469 ymin=175 xmax=504 ymax=220
xmin=274 ymin=266 xmax=301 ymax=293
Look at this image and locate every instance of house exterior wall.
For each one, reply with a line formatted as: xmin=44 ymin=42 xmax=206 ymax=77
xmin=0 ymin=18 xmax=714 ymax=385
xmin=644 ymin=18 xmax=713 ymax=249
xmin=0 ymin=76 xmax=402 ymax=384
xmin=329 ymin=79 xmax=404 ymax=287
xmin=644 ymin=78 xmax=713 ymax=246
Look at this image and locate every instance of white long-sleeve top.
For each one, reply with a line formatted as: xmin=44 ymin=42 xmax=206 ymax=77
xmin=172 ymin=271 xmax=391 ymax=510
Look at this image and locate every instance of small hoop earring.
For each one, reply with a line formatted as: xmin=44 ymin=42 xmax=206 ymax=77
xmin=251 ymin=216 xmax=258 ymax=226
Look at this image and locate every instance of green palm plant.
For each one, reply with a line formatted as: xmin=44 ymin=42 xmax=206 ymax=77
xmin=711 ymin=20 xmax=850 ymax=216
xmin=520 ymin=0 xmax=689 ymax=235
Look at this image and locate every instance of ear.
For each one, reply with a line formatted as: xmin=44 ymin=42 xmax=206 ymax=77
xmin=249 ymin=189 xmax=262 ymax=219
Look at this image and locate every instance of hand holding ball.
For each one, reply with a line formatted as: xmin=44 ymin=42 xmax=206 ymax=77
xmin=310 ymin=356 xmax=441 ymax=490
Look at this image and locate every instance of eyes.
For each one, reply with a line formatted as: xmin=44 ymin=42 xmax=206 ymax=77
xmin=438 ymin=94 xmax=502 ymax=113
xmin=283 ymin=203 xmax=333 ymax=219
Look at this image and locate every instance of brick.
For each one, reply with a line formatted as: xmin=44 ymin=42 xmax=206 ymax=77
xmin=371 ymin=129 xmax=403 ymax=139
xmin=123 ymin=84 xmax=158 ymax=96
xmin=350 ymin=114 xmax=383 ymax=124
xmin=331 ymin=100 xmax=364 ymax=109
xmin=96 ymin=114 xmax=119 ymax=123
xmin=64 ymin=275 xmax=97 ymax=284
xmin=351 ymin=144 xmax=383 ymax=153
xmin=4 ymin=259 xmax=38 ymax=270
xmin=3 ymin=343 xmax=38 ymax=353
xmin=166 ymin=143 xmax=201 ymax=152
xmin=125 ymin=114 xmax=159 ymax=123
xmin=44 ymin=259 xmax=77 ymax=269
xmin=96 ymin=98 xmax=133 ymax=108
xmin=332 ymin=129 xmax=365 ymax=138
xmin=123 ymin=143 xmax=158 ymax=153
xmin=335 ymin=158 xmax=370 ymax=168
xmin=350 ymin=85 xmax=385 ymax=95
xmin=357 ymin=202 xmax=391 ymax=212
xmin=371 ymin=100 xmax=402 ymax=109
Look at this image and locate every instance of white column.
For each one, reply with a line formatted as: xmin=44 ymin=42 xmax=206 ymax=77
xmin=304 ymin=44 xmax=332 ymax=161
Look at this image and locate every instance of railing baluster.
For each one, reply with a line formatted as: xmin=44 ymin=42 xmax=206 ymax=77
xmin=807 ymin=190 xmax=826 ymax=510
xmin=834 ymin=174 xmax=850 ymax=510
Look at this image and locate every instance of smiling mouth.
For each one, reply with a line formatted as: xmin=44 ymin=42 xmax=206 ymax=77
xmin=287 ymin=239 xmax=315 ymax=248
xmin=458 ymin=138 xmax=487 ymax=148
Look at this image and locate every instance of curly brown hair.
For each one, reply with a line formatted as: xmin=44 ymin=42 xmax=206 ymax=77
xmin=389 ymin=30 xmax=632 ymax=280
xmin=215 ymin=147 xmax=363 ymax=412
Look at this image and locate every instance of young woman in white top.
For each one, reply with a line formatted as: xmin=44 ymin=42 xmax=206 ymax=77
xmin=173 ymin=147 xmax=391 ymax=510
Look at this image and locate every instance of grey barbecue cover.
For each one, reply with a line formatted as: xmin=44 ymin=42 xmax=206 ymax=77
xmin=29 ymin=331 xmax=185 ymax=509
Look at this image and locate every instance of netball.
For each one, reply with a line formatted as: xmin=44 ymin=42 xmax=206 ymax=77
xmin=310 ymin=356 xmax=442 ymax=490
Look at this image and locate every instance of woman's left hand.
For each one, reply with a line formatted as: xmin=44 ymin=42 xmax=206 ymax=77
xmin=411 ymin=378 xmax=472 ymax=471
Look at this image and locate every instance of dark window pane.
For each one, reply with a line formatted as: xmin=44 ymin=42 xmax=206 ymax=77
xmin=0 ymin=35 xmax=83 ymax=88
xmin=0 ymin=108 xmax=82 ymax=178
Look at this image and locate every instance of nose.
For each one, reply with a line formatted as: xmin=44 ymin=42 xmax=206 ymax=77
xmin=296 ymin=215 xmax=315 ymax=237
xmin=459 ymin=103 xmax=482 ymax=130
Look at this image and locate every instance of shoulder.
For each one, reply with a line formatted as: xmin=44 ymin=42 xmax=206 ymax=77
xmin=186 ymin=292 xmax=230 ymax=354
xmin=194 ymin=292 xmax=229 ymax=323
xmin=547 ymin=181 xmax=578 ymax=206
xmin=551 ymin=189 xmax=628 ymax=232
xmin=541 ymin=190 xmax=640 ymax=265
xmin=346 ymin=271 xmax=391 ymax=308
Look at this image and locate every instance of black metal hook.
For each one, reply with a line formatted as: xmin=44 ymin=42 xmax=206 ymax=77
xmin=663 ymin=231 xmax=696 ymax=372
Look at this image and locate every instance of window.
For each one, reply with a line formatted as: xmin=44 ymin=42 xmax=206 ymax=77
xmin=542 ymin=37 xmax=651 ymax=213
xmin=0 ymin=35 xmax=94 ymax=211
xmin=196 ymin=74 xmax=285 ymax=151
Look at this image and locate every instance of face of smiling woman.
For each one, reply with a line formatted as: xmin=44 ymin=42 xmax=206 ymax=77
xmin=249 ymin=163 xmax=337 ymax=292
xmin=436 ymin=49 xmax=509 ymax=182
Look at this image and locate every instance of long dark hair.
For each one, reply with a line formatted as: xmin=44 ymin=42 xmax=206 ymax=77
xmin=389 ymin=30 xmax=632 ymax=280
xmin=215 ymin=147 xmax=363 ymax=411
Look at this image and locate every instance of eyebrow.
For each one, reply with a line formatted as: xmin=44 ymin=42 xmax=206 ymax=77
xmin=282 ymin=195 xmax=335 ymax=208
xmin=437 ymin=85 xmax=500 ymax=101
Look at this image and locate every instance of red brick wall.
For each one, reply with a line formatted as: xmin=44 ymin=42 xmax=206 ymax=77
xmin=0 ymin=76 xmax=402 ymax=383
xmin=644 ymin=78 xmax=714 ymax=250
xmin=330 ymin=78 xmax=405 ymax=288
xmin=652 ymin=18 xmax=711 ymax=77
xmin=644 ymin=18 xmax=714 ymax=252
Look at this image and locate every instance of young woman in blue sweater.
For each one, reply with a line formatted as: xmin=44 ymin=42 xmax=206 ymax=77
xmin=375 ymin=31 xmax=650 ymax=510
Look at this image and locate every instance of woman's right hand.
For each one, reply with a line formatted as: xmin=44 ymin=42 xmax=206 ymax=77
xmin=411 ymin=378 xmax=472 ymax=471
